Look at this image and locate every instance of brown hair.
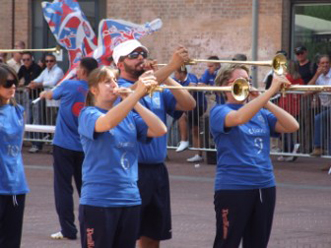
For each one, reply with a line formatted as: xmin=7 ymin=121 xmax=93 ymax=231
xmin=85 ymin=66 xmax=119 ymax=106
xmin=0 ymin=64 xmax=18 ymax=106
xmin=286 ymin=60 xmax=301 ymax=80
xmin=215 ymin=64 xmax=249 ymax=87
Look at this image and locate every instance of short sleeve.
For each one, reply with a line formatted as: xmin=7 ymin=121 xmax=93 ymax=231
xmin=132 ymin=112 xmax=152 ymax=144
xmin=210 ymin=105 xmax=233 ymax=135
xmin=78 ymin=107 xmax=103 ymax=140
xmin=263 ymin=109 xmax=279 ymax=138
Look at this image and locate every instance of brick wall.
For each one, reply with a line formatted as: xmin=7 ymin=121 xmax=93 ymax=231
xmin=107 ymin=0 xmax=284 ymax=81
xmin=0 ymin=0 xmax=30 ymax=58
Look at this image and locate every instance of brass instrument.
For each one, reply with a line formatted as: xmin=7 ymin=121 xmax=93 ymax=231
xmin=158 ymin=53 xmax=288 ymax=75
xmin=0 ymin=45 xmax=62 ymax=55
xmin=119 ymin=78 xmax=331 ymax=102
xmin=119 ymin=78 xmax=251 ymax=101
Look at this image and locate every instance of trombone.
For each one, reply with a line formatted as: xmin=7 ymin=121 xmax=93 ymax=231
xmin=119 ymin=78 xmax=331 ymax=102
xmin=158 ymin=53 xmax=287 ymax=76
xmin=0 ymin=45 xmax=62 ymax=55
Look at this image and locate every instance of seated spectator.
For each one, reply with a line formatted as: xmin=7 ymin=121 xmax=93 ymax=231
xmin=308 ymin=55 xmax=331 ymax=157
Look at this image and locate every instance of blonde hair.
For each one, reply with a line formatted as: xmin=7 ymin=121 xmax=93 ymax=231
xmin=85 ymin=66 xmax=119 ymax=106
xmin=0 ymin=64 xmax=18 ymax=106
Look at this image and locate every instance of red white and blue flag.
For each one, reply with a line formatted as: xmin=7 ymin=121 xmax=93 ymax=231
xmin=42 ymin=0 xmax=162 ymax=83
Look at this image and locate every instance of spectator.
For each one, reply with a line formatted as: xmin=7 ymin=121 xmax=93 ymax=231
xmin=294 ymin=45 xmax=318 ymax=153
xmin=17 ymin=52 xmax=42 ymax=124
xmin=232 ymin=53 xmax=247 ymax=61
xmin=308 ymin=55 xmax=331 ymax=157
xmin=0 ymin=53 xmax=7 ymax=64
xmin=277 ymin=60 xmax=304 ymax=162
xmin=27 ymin=54 xmax=64 ymax=153
xmin=173 ymin=67 xmax=206 ymax=158
xmin=7 ymin=41 xmax=26 ymax=73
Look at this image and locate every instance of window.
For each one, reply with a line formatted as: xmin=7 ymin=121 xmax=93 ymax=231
xmin=291 ymin=3 xmax=331 ymax=61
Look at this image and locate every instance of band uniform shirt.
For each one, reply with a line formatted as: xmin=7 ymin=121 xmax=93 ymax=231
xmin=0 ymin=104 xmax=29 ymax=195
xmin=33 ymin=64 xmax=64 ymax=107
xmin=118 ymin=77 xmax=182 ymax=164
xmin=200 ymin=68 xmax=225 ymax=104
xmin=210 ymin=103 xmax=279 ymax=191
xmin=52 ymin=80 xmax=88 ymax=151
xmin=78 ymin=106 xmax=151 ymax=207
xmin=316 ymin=69 xmax=331 ymax=107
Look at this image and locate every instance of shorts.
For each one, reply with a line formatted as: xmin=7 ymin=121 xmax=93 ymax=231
xmin=137 ymin=163 xmax=172 ymax=241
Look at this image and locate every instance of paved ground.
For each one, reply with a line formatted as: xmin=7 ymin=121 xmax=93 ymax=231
xmin=20 ymin=146 xmax=331 ymax=248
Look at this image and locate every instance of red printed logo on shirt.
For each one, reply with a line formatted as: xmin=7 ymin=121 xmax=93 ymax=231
xmin=72 ymin=102 xmax=84 ymax=117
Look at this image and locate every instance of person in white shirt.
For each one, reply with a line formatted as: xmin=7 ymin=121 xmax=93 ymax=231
xmin=27 ymin=54 xmax=64 ymax=153
xmin=308 ymin=55 xmax=331 ymax=157
xmin=7 ymin=41 xmax=26 ymax=73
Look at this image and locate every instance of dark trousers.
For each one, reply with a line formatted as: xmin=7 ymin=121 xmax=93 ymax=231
xmin=0 ymin=194 xmax=26 ymax=248
xmin=214 ymin=187 xmax=276 ymax=248
xmin=53 ymin=145 xmax=84 ymax=239
xmin=79 ymin=205 xmax=141 ymax=248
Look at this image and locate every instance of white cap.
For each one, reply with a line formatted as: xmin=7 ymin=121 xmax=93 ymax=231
xmin=112 ymin=39 xmax=149 ymax=65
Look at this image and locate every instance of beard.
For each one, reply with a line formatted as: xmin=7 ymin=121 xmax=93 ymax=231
xmin=123 ymin=61 xmax=145 ymax=79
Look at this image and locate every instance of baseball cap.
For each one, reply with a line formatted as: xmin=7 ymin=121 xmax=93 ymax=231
xmin=294 ymin=46 xmax=307 ymax=54
xmin=112 ymin=39 xmax=149 ymax=65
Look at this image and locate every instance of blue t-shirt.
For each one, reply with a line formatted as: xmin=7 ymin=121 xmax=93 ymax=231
xmin=200 ymin=69 xmax=225 ymax=104
xmin=78 ymin=106 xmax=151 ymax=207
xmin=210 ymin=103 xmax=279 ymax=191
xmin=118 ymin=77 xmax=182 ymax=164
xmin=173 ymin=73 xmax=207 ymax=108
xmin=52 ymin=80 xmax=88 ymax=151
xmin=0 ymin=104 xmax=29 ymax=195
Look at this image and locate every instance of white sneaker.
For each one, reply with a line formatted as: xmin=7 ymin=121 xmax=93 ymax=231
xmin=28 ymin=146 xmax=39 ymax=153
xmin=187 ymin=154 xmax=203 ymax=163
xmin=293 ymin=143 xmax=300 ymax=154
xmin=176 ymin=141 xmax=189 ymax=152
xmin=51 ymin=231 xmax=64 ymax=240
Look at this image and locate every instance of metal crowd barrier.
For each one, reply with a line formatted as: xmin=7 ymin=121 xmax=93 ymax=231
xmin=19 ymin=89 xmax=331 ymax=163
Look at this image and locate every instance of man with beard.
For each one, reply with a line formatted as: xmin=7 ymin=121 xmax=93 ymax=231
xmin=112 ymin=39 xmax=196 ymax=248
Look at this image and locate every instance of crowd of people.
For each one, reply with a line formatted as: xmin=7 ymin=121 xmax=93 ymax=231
xmin=0 ymin=39 xmax=330 ymax=248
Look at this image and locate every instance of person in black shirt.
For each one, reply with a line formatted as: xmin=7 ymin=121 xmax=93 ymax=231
xmin=17 ymin=52 xmax=42 ymax=126
xmin=294 ymin=46 xmax=317 ymax=85
xmin=295 ymin=46 xmax=318 ymax=153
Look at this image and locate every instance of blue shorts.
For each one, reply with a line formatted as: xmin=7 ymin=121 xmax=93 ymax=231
xmin=79 ymin=204 xmax=140 ymax=248
xmin=138 ymin=163 xmax=172 ymax=241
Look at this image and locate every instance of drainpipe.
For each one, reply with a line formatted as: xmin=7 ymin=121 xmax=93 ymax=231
xmin=251 ymin=0 xmax=259 ymax=87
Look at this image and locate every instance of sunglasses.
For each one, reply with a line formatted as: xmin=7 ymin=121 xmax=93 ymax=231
xmin=22 ymin=58 xmax=31 ymax=62
xmin=45 ymin=60 xmax=55 ymax=63
xmin=127 ymin=51 xmax=148 ymax=59
xmin=3 ymin=79 xmax=18 ymax=88
xmin=295 ymin=52 xmax=304 ymax=56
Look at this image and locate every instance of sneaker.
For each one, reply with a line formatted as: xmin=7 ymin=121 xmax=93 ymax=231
xmin=277 ymin=156 xmax=285 ymax=162
xmin=285 ymin=156 xmax=298 ymax=162
xmin=310 ymin=147 xmax=322 ymax=157
xmin=293 ymin=143 xmax=300 ymax=153
xmin=187 ymin=154 xmax=203 ymax=163
xmin=51 ymin=231 xmax=64 ymax=240
xmin=28 ymin=145 xmax=39 ymax=153
xmin=176 ymin=141 xmax=189 ymax=152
